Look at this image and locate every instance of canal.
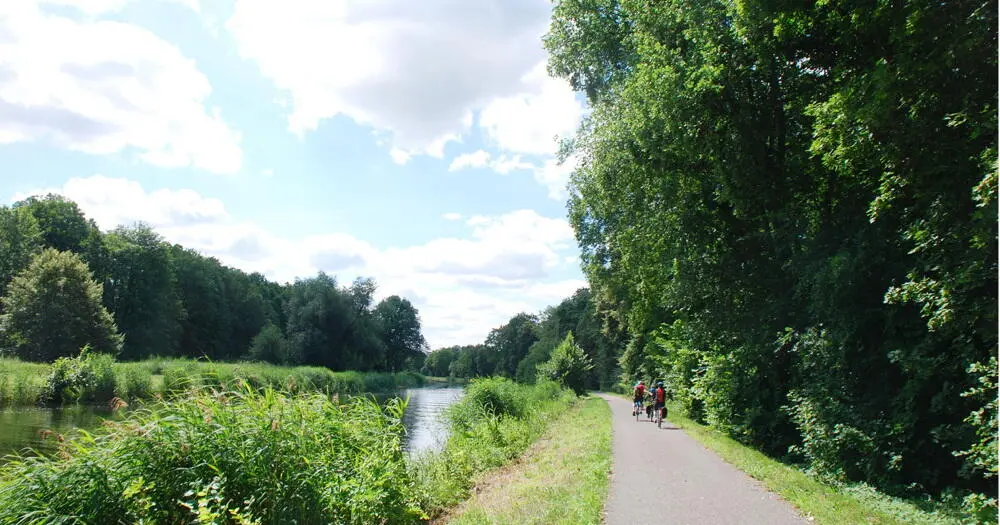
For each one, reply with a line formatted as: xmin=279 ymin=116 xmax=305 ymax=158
xmin=0 ymin=385 xmax=465 ymax=461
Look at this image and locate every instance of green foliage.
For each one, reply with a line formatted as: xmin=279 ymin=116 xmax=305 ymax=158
xmin=0 ymin=205 xmax=42 ymax=296
xmin=537 ymin=332 xmax=594 ymax=396
xmin=103 ymin=224 xmax=183 ymax=360
xmin=0 ymin=357 xmax=428 ymax=408
xmin=546 ymin=0 xmax=996 ymax=511
xmin=247 ymin=322 xmax=297 ymax=365
xmin=43 ymin=346 xmax=117 ymax=405
xmin=412 ymin=377 xmax=576 ymax=516
xmin=1 ymin=248 xmax=123 ymax=362
xmin=0 ymin=358 xmax=47 ymax=407
xmin=1 ymin=193 xmax=431 ymax=375
xmin=374 ymin=295 xmax=428 ymax=372
xmin=485 ymin=313 xmax=540 ymax=378
xmin=0 ymin=388 xmax=423 ymax=524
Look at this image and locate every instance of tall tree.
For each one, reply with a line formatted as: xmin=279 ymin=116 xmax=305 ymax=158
xmin=485 ymin=313 xmax=539 ymax=378
xmin=0 ymin=249 xmax=122 ymax=361
xmin=374 ymin=295 xmax=427 ymax=372
xmin=104 ymin=224 xmax=183 ymax=360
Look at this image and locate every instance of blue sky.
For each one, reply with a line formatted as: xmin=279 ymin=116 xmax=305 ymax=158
xmin=0 ymin=0 xmax=589 ymax=348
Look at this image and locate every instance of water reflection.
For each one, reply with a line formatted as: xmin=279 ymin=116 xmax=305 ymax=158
xmin=0 ymin=405 xmax=123 ymax=460
xmin=399 ymin=387 xmax=464 ymax=454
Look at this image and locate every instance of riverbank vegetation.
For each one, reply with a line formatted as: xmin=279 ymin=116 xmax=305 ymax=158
xmin=0 ymin=354 xmax=425 ymax=408
xmin=0 ymin=196 xmax=428 ymax=373
xmin=411 ymin=377 xmax=578 ymax=520
xmin=0 ymin=377 xmax=573 ymax=524
xmin=538 ymin=0 xmax=996 ymax=521
xmin=0 ymin=387 xmax=421 ymax=524
xmin=441 ymin=396 xmax=611 ymax=525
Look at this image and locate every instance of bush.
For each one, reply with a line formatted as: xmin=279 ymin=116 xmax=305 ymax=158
xmin=536 ymin=332 xmax=594 ymax=396
xmin=42 ymin=346 xmax=117 ymax=405
xmin=0 ymin=388 xmax=423 ymax=524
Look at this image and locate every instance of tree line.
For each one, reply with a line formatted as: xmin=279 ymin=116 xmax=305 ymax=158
xmin=420 ymin=288 xmax=625 ymax=389
xmin=0 ymin=195 xmax=428 ymax=373
xmin=543 ymin=0 xmax=996 ymax=516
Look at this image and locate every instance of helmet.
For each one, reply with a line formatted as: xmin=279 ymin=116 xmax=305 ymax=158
xmin=639 ymin=380 xmax=645 ymax=385
xmin=656 ymin=381 xmax=664 ymax=387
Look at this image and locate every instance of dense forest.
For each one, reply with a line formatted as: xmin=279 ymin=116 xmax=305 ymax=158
xmin=542 ymin=0 xmax=997 ymax=517
xmin=0 ymin=194 xmax=428 ymax=373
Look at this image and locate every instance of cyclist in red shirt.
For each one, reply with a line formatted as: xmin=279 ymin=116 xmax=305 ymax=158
xmin=632 ymin=380 xmax=646 ymax=416
xmin=653 ymin=381 xmax=667 ymax=420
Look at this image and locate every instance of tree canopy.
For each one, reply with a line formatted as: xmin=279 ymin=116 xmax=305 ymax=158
xmin=1 ymin=248 xmax=122 ymax=361
xmin=544 ymin=0 xmax=996 ymax=514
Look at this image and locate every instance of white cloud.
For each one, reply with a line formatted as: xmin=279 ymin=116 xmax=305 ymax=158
xmin=448 ymin=149 xmax=537 ymax=175
xmin=12 ymin=175 xmax=228 ymax=230
xmin=12 ymin=176 xmax=584 ymax=348
xmin=0 ymin=1 xmax=242 ymax=173
xmin=226 ymin=0 xmax=575 ymax=162
xmin=442 ymin=212 xmax=462 ymax=221
xmin=448 ymin=149 xmax=491 ymax=171
xmin=478 ymin=61 xmax=585 ymax=157
xmin=389 ymin=148 xmax=412 ymax=165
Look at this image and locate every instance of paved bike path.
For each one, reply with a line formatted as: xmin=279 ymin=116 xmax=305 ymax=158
xmin=598 ymin=394 xmax=807 ymax=525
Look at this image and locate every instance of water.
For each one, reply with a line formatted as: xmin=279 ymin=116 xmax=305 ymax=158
xmin=0 ymin=405 xmax=124 ymax=460
xmin=0 ymin=386 xmax=464 ymax=462
xmin=399 ymin=386 xmax=464 ymax=454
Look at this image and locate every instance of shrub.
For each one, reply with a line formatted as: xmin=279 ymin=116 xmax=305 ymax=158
xmin=536 ymin=332 xmax=594 ymax=396
xmin=42 ymin=346 xmax=116 ymax=405
xmin=0 ymin=388 xmax=423 ymax=524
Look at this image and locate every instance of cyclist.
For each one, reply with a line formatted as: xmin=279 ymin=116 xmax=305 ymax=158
xmin=632 ymin=380 xmax=647 ymax=416
xmin=652 ymin=381 xmax=667 ymax=422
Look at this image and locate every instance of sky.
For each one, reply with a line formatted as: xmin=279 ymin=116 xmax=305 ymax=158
xmin=0 ymin=0 xmax=591 ymax=350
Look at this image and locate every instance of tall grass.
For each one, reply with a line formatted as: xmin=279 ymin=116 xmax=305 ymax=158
xmin=411 ymin=377 xmax=577 ymax=517
xmin=0 ymin=356 xmax=427 ymax=407
xmin=0 ymin=376 xmax=576 ymax=523
xmin=0 ymin=358 xmax=47 ymax=407
xmin=0 ymin=387 xmax=424 ymax=524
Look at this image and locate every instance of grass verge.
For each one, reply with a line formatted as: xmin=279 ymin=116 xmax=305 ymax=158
xmin=410 ymin=378 xmax=578 ymax=520
xmin=440 ymin=395 xmax=611 ymax=525
xmin=663 ymin=401 xmax=970 ymax=525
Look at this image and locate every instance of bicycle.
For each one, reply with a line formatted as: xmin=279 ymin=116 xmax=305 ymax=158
xmin=653 ymin=403 xmax=667 ymax=428
xmin=633 ymin=398 xmax=644 ymax=421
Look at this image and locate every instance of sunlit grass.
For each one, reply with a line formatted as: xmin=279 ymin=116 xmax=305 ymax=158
xmin=444 ymin=395 xmax=612 ymax=525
